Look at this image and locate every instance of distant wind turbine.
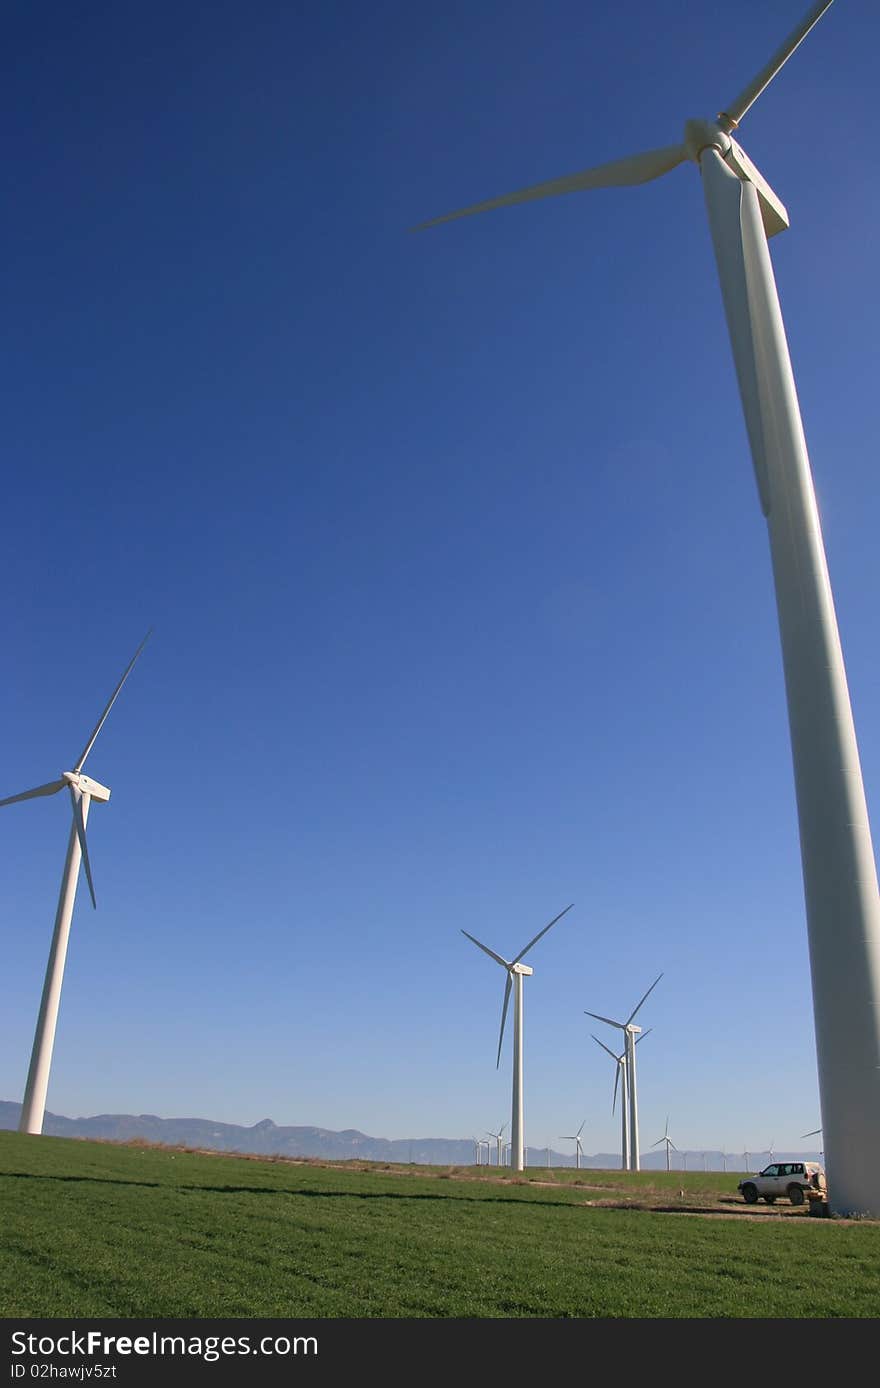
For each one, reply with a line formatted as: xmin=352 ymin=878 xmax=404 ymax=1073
xmin=1 ymin=632 xmax=151 ymax=1135
xmin=651 ymin=1116 xmax=678 ymax=1173
xmin=415 ymin=0 xmax=880 ymax=1218
xmin=560 ymin=1119 xmax=587 ymax=1170
xmin=586 ymin=974 xmax=663 ymax=1170
xmin=463 ymin=904 xmax=573 ymax=1171
xmin=486 ymin=1123 xmax=506 ymax=1168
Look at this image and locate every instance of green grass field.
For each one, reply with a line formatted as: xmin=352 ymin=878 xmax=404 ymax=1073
xmin=2 ymin=1131 xmax=878 ymax=1318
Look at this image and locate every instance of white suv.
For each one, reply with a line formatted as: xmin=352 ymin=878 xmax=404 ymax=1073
xmin=738 ymin=1161 xmax=826 ymax=1206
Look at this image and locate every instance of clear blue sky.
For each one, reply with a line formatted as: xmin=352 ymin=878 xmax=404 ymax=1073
xmin=2 ymin=0 xmax=878 ymax=1160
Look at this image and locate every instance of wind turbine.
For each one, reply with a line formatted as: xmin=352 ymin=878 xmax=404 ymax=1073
xmin=463 ymin=903 xmax=573 ymax=1172
xmin=486 ymin=1123 xmax=506 ymax=1167
xmin=560 ymin=1118 xmax=587 ymax=1170
xmin=592 ymin=1028 xmax=650 ymax=1171
xmin=415 ymin=0 xmax=880 ymax=1217
xmin=586 ymin=974 xmax=663 ymax=1171
xmin=651 ymin=1116 xmax=678 ymax=1173
xmin=1 ymin=632 xmax=151 ymax=1136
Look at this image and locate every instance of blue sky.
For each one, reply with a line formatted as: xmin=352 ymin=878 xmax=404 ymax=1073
xmin=2 ymin=0 xmax=878 ymax=1161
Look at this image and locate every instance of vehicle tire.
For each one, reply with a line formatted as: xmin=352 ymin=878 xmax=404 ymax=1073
xmin=763 ymin=1195 xmax=776 ymax=1204
xmin=741 ymin=1183 xmax=758 ymax=1205
xmin=788 ymin=1185 xmax=805 ymax=1206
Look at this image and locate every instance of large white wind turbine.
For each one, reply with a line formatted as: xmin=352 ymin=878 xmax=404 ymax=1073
xmin=462 ymin=903 xmax=573 ymax=1172
xmin=560 ymin=1118 xmax=587 ymax=1170
xmin=592 ymin=1027 xmax=650 ymax=1171
xmin=586 ymin=975 xmax=662 ymax=1171
xmin=1 ymin=632 xmax=151 ymax=1135
xmin=416 ymin=1 xmax=880 ymax=1216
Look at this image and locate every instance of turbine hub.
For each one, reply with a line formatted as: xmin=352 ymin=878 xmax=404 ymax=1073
xmin=683 ymin=118 xmax=731 ymax=165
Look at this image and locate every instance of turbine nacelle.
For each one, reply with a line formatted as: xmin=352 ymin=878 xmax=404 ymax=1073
xmin=62 ymin=771 xmax=111 ymax=804
xmin=510 ymin=962 xmax=533 ymax=977
xmin=684 ymin=119 xmax=788 ymax=236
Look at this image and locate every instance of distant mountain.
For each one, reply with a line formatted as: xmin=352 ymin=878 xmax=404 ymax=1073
xmin=0 ymin=1103 xmax=820 ymax=1170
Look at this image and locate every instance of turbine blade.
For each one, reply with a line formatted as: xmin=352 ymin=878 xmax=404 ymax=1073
xmin=801 ymin=1128 xmax=822 ymax=1138
xmin=626 ymin=972 xmax=664 ymax=1025
xmin=576 ymin=1119 xmax=586 ymax=1137
xmin=612 ymin=1063 xmax=620 ymax=1115
xmin=635 ymin=1027 xmax=652 ymax=1045
xmin=651 ymin=1137 xmax=664 ymax=1147
xmin=718 ymin=1 xmax=834 ymax=132
xmin=703 ymin=145 xmax=796 ymax=523
xmin=585 ymin=1010 xmax=624 ymax=1031
xmin=0 ymin=779 xmax=65 ymax=808
xmin=670 ymin=1141 xmax=679 ymax=1151
xmin=413 ymin=147 xmax=686 ymax=231
xmin=461 ymin=929 xmax=510 ymax=970
xmin=74 ymin=630 xmax=152 ymax=773
xmin=496 ymin=972 xmax=513 ymax=1069
xmin=513 ymin=902 xmax=574 ymax=964
xmin=68 ymin=785 xmax=96 ymax=909
xmin=591 ymin=1033 xmax=620 ymax=1061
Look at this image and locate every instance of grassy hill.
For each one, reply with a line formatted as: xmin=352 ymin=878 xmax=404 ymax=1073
xmin=1 ymin=1131 xmax=878 ymax=1318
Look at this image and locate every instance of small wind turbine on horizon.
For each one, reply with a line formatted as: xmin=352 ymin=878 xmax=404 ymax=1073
xmin=415 ymin=0 xmax=880 ymax=1217
xmin=486 ymin=1123 xmax=507 ymax=1168
xmin=560 ymin=1118 xmax=587 ymax=1170
xmin=1 ymin=632 xmax=151 ymax=1136
xmin=651 ymin=1116 xmax=678 ymax=1173
xmin=586 ymin=974 xmax=663 ymax=1171
xmin=462 ymin=903 xmax=573 ymax=1172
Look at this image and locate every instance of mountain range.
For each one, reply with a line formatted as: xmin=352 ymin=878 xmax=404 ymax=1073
xmin=0 ymin=1102 xmax=822 ymax=1171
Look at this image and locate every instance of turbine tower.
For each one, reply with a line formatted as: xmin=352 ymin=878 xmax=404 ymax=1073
xmin=1 ymin=632 xmax=151 ymax=1135
xmin=462 ymin=903 xmax=573 ymax=1171
xmin=560 ymin=1118 xmax=587 ymax=1170
xmin=586 ymin=975 xmax=662 ymax=1171
xmin=651 ymin=1116 xmax=678 ymax=1173
xmin=415 ymin=0 xmax=880 ymax=1217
